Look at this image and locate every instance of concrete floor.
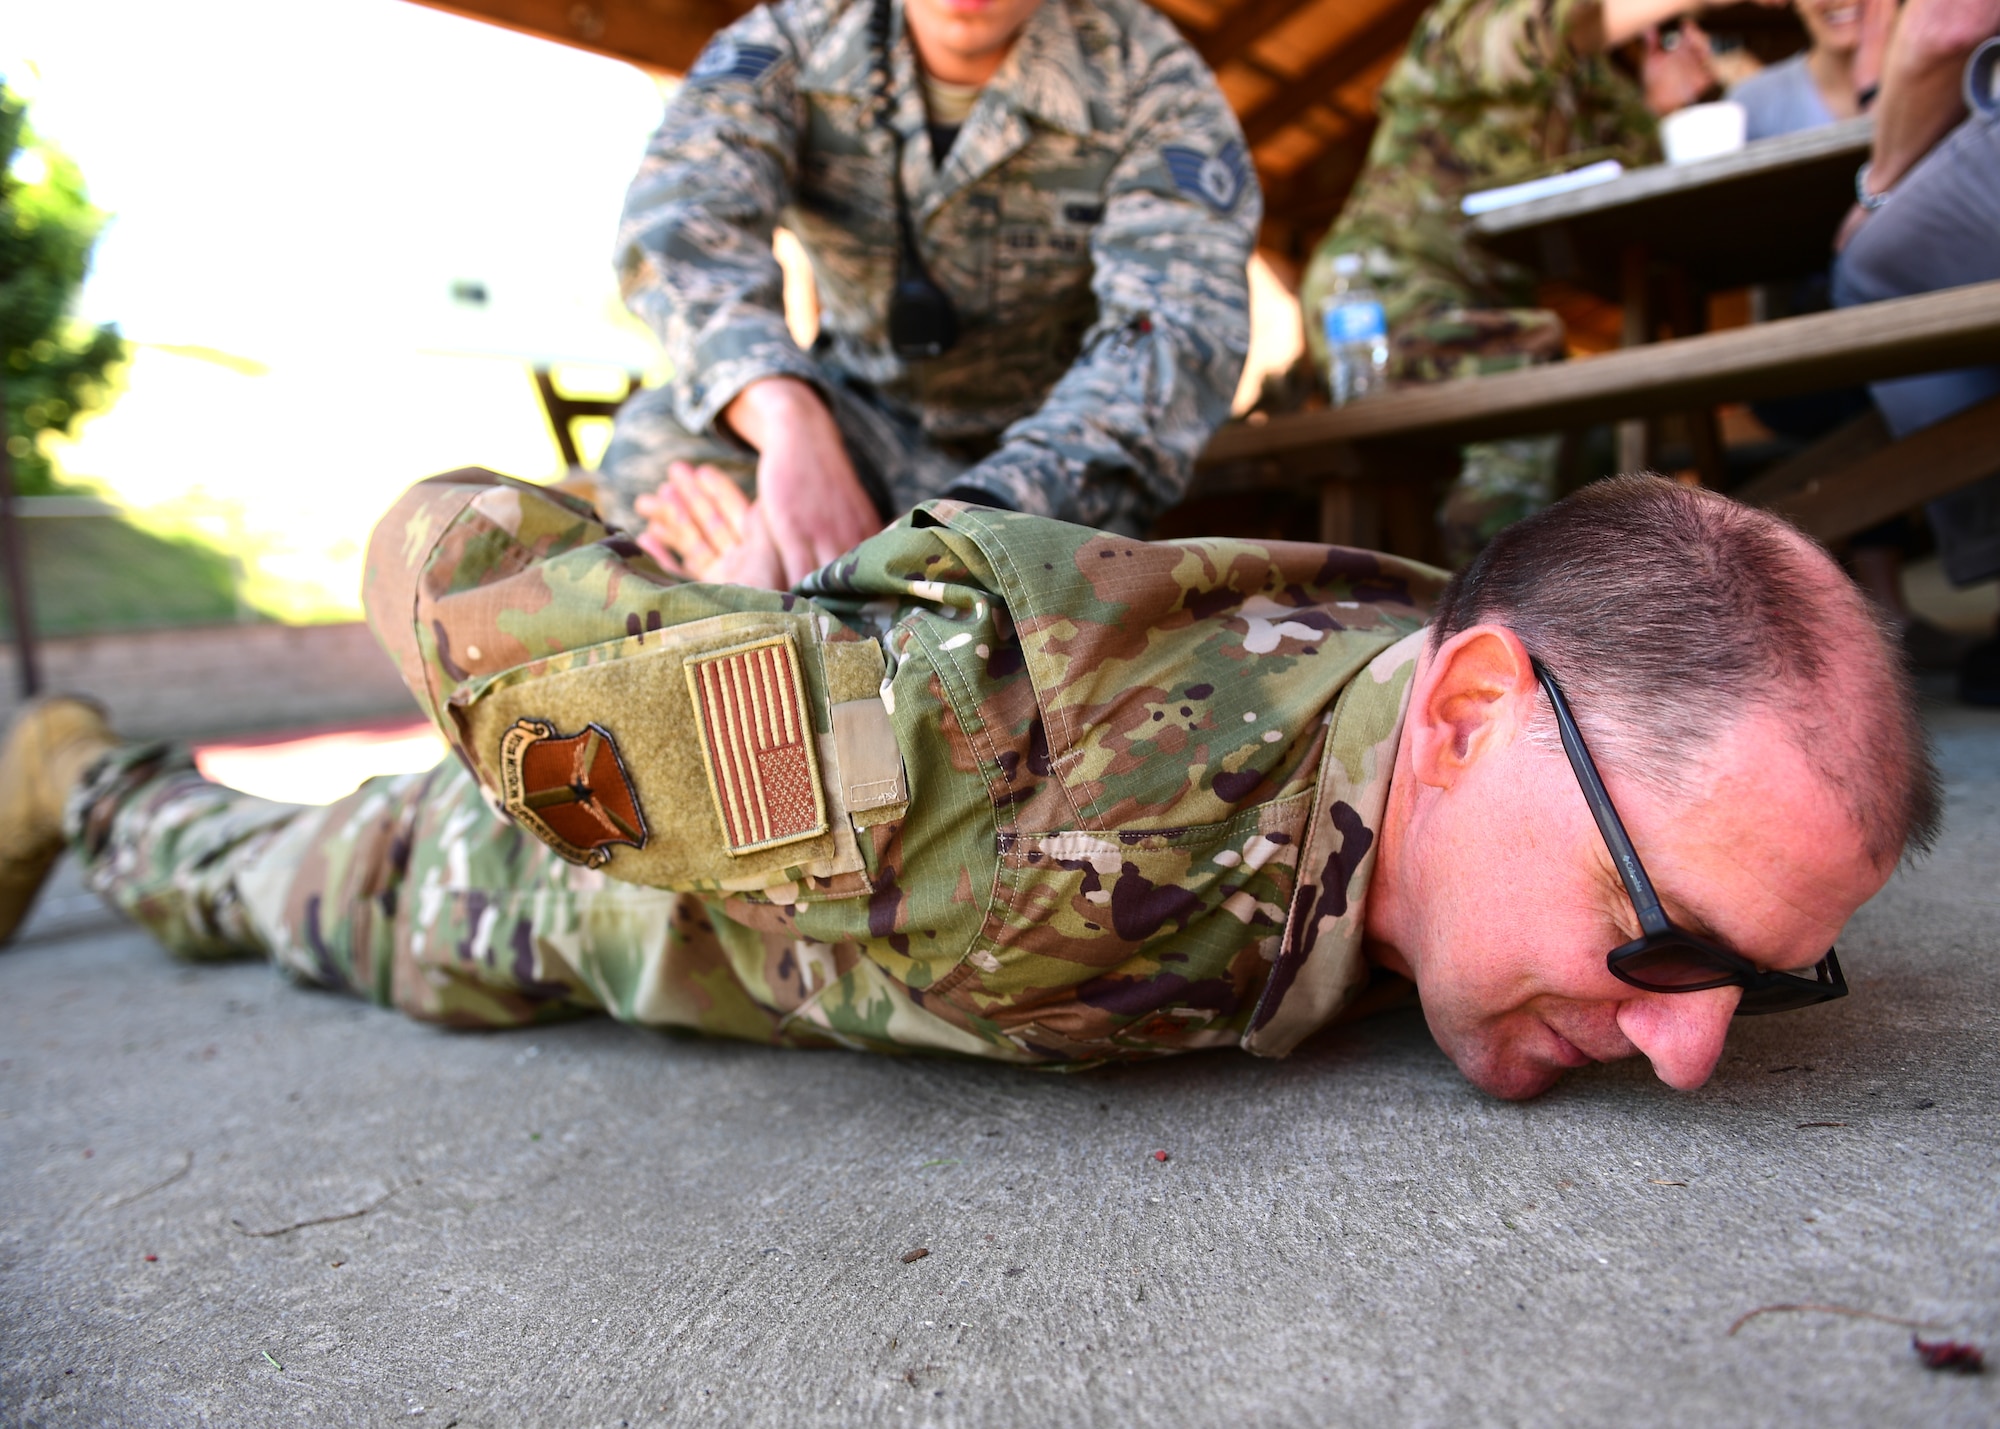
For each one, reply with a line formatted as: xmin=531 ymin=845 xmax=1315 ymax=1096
xmin=2 ymin=703 xmax=1996 ymax=1428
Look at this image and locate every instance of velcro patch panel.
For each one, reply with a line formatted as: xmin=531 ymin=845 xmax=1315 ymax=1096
xmin=685 ymin=635 xmax=829 ymax=856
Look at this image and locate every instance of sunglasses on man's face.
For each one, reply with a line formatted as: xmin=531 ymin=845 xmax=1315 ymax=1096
xmin=1535 ymin=663 xmax=1848 ymax=1017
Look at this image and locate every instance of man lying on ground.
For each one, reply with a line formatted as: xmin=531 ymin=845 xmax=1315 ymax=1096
xmin=0 ymin=474 xmax=1938 ymax=1099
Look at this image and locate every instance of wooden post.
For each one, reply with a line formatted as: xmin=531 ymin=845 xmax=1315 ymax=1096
xmin=0 ymin=382 xmax=41 ymax=699
xmin=1617 ymin=243 xmax=1652 ymax=475
xmin=1665 ymin=268 xmax=1726 ymax=486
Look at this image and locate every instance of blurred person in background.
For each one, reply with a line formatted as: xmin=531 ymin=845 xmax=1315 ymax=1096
xmin=1732 ymin=0 xmax=1888 ymax=137
xmin=1834 ymin=0 xmax=2000 ymax=703
xmin=1299 ymin=0 xmax=1770 ymax=563
xmin=596 ymin=0 xmax=1260 ymax=591
xmin=1718 ymin=0 xmax=1957 ymax=667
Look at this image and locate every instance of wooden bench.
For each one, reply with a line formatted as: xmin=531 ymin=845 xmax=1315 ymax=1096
xmin=1191 ymin=280 xmax=2000 ymax=556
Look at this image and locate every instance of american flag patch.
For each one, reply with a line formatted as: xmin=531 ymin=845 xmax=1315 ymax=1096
xmin=686 ymin=635 xmax=827 ymax=856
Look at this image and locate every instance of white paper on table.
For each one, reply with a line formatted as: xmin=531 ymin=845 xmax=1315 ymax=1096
xmin=1460 ymin=160 xmax=1626 ymax=216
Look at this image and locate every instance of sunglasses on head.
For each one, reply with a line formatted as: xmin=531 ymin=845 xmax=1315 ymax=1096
xmin=1535 ymin=662 xmax=1847 ymax=1017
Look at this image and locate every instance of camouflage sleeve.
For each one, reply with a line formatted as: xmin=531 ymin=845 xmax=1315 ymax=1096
xmin=1428 ymin=0 xmax=1595 ymax=90
xmin=612 ymin=4 xmax=823 ymax=444
xmin=361 ymin=470 xmax=663 ymax=742
xmin=944 ymin=49 xmax=1258 ymax=535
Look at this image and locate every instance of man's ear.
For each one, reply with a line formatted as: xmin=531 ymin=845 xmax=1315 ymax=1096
xmin=1405 ymin=626 xmax=1539 ymax=788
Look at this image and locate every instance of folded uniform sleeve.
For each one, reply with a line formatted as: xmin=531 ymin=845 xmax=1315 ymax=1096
xmin=613 ymin=6 xmax=825 ymax=442
xmin=362 ymin=470 xmax=665 ymax=745
xmin=944 ymin=49 xmax=1259 ymax=535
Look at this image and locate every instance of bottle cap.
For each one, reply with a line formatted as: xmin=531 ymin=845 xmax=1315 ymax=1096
xmin=1332 ymin=253 xmax=1363 ymax=278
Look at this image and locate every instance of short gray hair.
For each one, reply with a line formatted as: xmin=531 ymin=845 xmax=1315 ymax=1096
xmin=1430 ymin=475 xmax=1942 ymax=863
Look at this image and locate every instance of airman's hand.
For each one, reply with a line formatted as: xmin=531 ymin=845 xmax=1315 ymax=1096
xmin=723 ymin=377 xmax=883 ymax=587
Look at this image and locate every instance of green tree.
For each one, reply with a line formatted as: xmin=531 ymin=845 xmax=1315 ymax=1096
xmin=1 ymin=84 xmax=125 ymax=496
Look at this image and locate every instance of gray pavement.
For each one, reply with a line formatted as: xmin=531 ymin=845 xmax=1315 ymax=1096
xmin=2 ymin=704 xmax=1996 ymax=1428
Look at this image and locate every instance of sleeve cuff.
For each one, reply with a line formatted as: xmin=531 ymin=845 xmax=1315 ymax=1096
xmin=944 ymin=447 xmax=1069 ymax=522
xmin=682 ymin=312 xmax=826 ymax=437
xmin=938 ymin=484 xmax=1016 ymax=512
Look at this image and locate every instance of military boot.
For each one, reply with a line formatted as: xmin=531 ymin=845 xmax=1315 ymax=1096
xmin=0 ymin=695 xmax=120 ymax=946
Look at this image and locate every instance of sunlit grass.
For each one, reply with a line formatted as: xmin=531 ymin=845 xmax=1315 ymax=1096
xmin=38 ymin=342 xmax=594 ymax=624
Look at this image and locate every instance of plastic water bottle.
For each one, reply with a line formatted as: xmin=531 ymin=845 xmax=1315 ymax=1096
xmin=1319 ymin=254 xmax=1389 ymax=406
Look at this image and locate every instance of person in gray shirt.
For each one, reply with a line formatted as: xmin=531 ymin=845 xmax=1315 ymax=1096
xmin=1833 ymin=3 xmax=2000 ymax=705
xmin=1730 ymin=0 xmax=1879 ymax=139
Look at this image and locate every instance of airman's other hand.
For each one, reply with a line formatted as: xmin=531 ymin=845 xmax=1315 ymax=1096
xmin=710 ymin=504 xmax=787 ymax=590
xmin=633 ymin=463 xmax=751 ymax=578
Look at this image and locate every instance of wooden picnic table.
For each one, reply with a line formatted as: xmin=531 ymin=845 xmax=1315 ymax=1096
xmin=1467 ymin=118 xmax=1877 ymax=476
xmin=1467 ymin=116 xmax=1873 ymax=301
xmin=1193 ymin=281 xmax=2000 ymax=556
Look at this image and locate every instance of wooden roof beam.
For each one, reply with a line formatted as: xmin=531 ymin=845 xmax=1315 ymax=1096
xmin=403 ymin=0 xmax=743 ymax=74
xmin=1237 ymin=0 xmax=1428 ymax=145
xmin=1192 ymin=0 xmax=1328 ymax=70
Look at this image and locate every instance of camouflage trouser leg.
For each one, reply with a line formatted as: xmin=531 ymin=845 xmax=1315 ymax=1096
xmin=596 ymin=376 xmax=976 ymax=531
xmin=63 ymin=744 xmax=745 ymax=1033
xmin=1393 ymin=307 xmax=1567 ymax=567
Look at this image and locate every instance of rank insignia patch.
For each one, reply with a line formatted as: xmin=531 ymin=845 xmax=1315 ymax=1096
xmin=687 ymin=37 xmax=782 ymax=85
xmin=686 ymin=635 xmax=828 ymax=856
xmin=1163 ymin=140 xmax=1249 ymax=214
xmin=499 ymin=719 xmax=649 ymax=868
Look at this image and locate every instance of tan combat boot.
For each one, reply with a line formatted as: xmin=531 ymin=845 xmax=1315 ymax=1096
xmin=0 ymin=695 xmax=120 ymax=946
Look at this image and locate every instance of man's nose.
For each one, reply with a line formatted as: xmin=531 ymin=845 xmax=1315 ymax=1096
xmin=1615 ymin=987 xmax=1742 ymax=1091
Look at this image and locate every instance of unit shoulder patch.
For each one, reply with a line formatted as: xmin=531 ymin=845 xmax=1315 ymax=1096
xmin=686 ymin=635 xmax=829 ymax=856
xmin=1162 ymin=140 xmax=1249 ymax=214
xmin=499 ymin=719 xmax=649 ymax=868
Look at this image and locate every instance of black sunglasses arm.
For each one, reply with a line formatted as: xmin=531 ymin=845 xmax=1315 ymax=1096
xmin=1533 ymin=663 xmax=1674 ymax=939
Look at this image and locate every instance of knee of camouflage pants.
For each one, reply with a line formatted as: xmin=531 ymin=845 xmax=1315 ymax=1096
xmin=66 ymin=743 xmax=299 ymax=962
xmin=1387 ymin=306 xmax=1566 ymax=567
xmin=1390 ymin=306 xmax=1566 ymax=387
xmin=1440 ymin=436 xmax=1563 ymax=569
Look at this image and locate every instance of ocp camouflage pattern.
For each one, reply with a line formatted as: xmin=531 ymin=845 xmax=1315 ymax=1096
xmin=599 ymin=0 xmax=1259 ymax=538
xmin=1299 ymin=0 xmax=1658 ymax=381
xmin=72 ymin=472 xmax=1442 ymax=1065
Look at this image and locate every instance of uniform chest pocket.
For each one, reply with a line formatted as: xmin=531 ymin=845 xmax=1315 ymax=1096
xmin=936 ymin=790 xmax=1314 ymax=1059
xmin=989 ymin=189 xmax=1101 ymax=322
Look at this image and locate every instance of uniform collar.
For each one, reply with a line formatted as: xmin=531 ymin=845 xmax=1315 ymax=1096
xmin=796 ymin=0 xmax=883 ymax=100
xmin=1241 ymin=627 xmax=1425 ymax=1059
xmin=796 ymin=0 xmax=1094 ymax=141
xmin=979 ymin=0 xmax=1094 ymax=140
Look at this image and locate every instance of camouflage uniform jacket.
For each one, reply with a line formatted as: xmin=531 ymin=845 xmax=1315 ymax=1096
xmin=1302 ymin=0 xmax=1658 ymax=343
xmin=366 ymin=471 xmax=1442 ymax=1064
xmin=614 ymin=0 xmax=1259 ymax=534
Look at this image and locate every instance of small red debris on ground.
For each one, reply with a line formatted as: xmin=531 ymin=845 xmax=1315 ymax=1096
xmin=143 ymin=1254 xmax=157 ymax=1262
xmin=1151 ymin=1150 xmax=1169 ymax=1162
xmin=900 ymin=1247 xmax=930 ymax=1264
xmin=1913 ymin=1337 xmax=1985 ymax=1373
xmin=83 ymin=1149 xmax=92 ymax=1159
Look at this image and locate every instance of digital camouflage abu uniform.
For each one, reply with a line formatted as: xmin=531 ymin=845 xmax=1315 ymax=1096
xmin=599 ymin=0 xmax=1259 ymax=538
xmin=1299 ymin=0 xmax=1659 ymax=556
xmin=70 ymin=472 xmax=1442 ymax=1066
